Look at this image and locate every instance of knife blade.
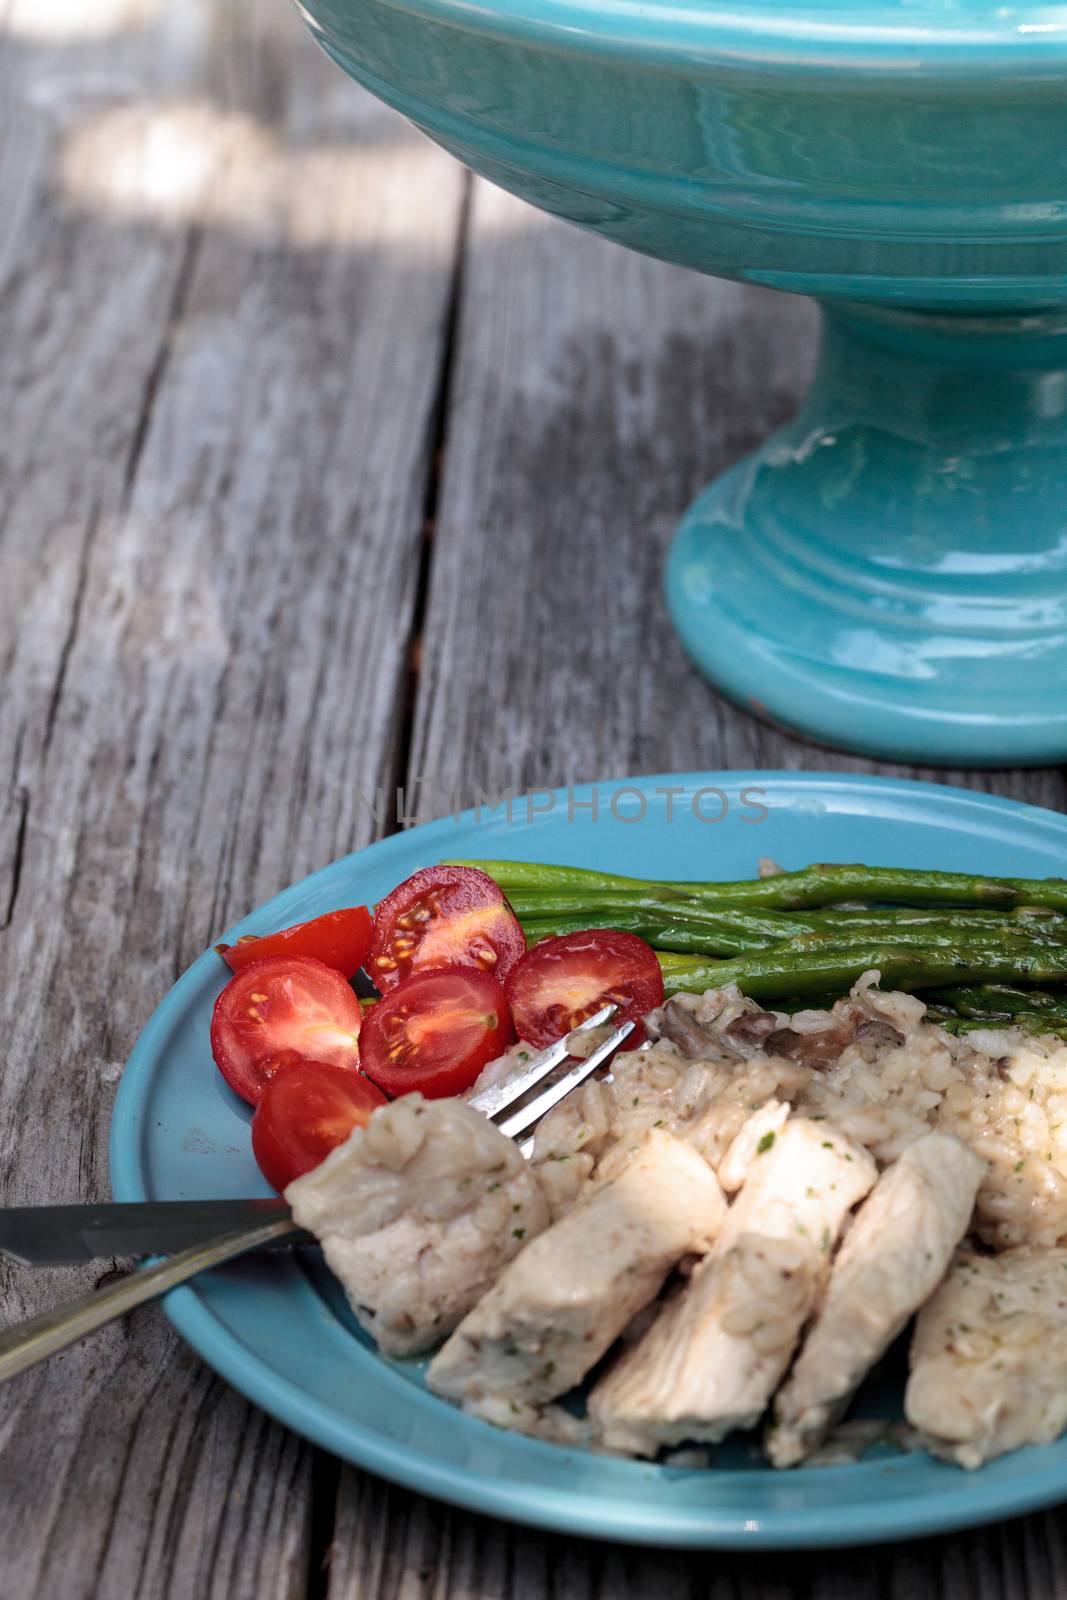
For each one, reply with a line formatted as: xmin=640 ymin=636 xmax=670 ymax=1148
xmin=0 ymin=1198 xmax=304 ymax=1265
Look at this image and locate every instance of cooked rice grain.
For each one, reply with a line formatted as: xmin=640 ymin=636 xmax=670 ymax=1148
xmin=515 ymin=972 xmax=1067 ymax=1249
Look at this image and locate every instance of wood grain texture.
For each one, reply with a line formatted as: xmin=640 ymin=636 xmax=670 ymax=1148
xmin=0 ymin=1 xmax=462 ymax=1595
xmin=410 ymin=179 xmax=1067 ymax=816
xmin=4 ymin=2 xmax=1067 ymax=1595
xmin=384 ymin=174 xmax=1067 ymax=1600
xmin=324 ymin=1470 xmax=1067 ymax=1600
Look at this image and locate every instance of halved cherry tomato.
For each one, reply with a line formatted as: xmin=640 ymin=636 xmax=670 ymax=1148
xmin=252 ymin=1059 xmax=387 ymax=1191
xmin=504 ymin=929 xmax=663 ymax=1048
xmin=368 ymin=866 xmax=525 ymax=993
xmin=359 ymin=966 xmax=513 ymax=1099
xmin=217 ymin=906 xmax=372 ymax=980
xmin=210 ymin=956 xmax=363 ymax=1105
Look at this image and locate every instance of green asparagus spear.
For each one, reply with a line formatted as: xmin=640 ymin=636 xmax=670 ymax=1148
xmin=926 ymin=1008 xmax=1067 ymax=1042
xmin=806 ymin=907 xmax=1067 ymax=933
xmin=512 ymin=897 xmax=1066 ymax=933
xmin=785 ymin=925 xmax=1067 ymax=953
xmin=654 ymin=951 xmax=705 ymax=973
xmin=452 ymin=858 xmax=1067 ymax=911
xmin=512 ymin=898 xmax=1067 ymax=954
xmin=521 ymin=915 xmax=1067 ymax=963
xmin=659 ymin=942 xmax=1067 ymax=1001
xmin=507 ymin=889 xmax=709 ymax=915
xmin=925 ymin=983 xmax=1067 ymax=1021
xmin=509 ymin=891 xmax=812 ymax=941
xmin=519 ymin=913 xmax=778 ymax=956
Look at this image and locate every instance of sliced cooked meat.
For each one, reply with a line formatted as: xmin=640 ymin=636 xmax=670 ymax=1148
xmin=285 ymin=1093 xmax=549 ymax=1357
xmin=717 ymin=1100 xmax=791 ymax=1193
xmin=906 ymin=1245 xmax=1067 ymax=1468
xmin=768 ymin=1132 xmax=984 ymax=1467
xmin=425 ymin=1130 xmax=725 ymax=1410
xmin=589 ymin=1119 xmax=876 ymax=1455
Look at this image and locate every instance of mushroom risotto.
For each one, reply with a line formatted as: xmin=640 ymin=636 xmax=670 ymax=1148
xmin=287 ymin=970 xmax=1067 ymax=1471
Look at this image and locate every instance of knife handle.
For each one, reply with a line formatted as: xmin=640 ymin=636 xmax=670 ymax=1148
xmin=0 ymin=1214 xmax=304 ymax=1384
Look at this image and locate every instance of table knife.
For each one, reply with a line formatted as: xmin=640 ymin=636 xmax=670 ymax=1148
xmin=0 ymin=1198 xmax=306 ymax=1265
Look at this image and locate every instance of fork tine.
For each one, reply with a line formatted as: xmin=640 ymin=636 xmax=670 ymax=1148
xmin=466 ymin=1004 xmax=617 ymax=1118
xmin=496 ymin=1018 xmax=635 ymax=1143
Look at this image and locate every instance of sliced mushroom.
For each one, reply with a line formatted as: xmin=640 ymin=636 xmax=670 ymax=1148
xmin=764 ymin=1021 xmax=857 ymax=1070
xmin=722 ymin=1010 xmax=781 ymax=1051
xmin=656 ymin=998 xmax=719 ymax=1059
xmin=852 ymin=1018 xmax=906 ymax=1062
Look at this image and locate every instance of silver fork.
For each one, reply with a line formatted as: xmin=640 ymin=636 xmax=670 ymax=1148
xmin=0 ymin=1008 xmax=633 ymax=1383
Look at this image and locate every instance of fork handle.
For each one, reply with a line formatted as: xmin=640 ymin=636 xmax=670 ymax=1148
xmin=0 ymin=1215 xmax=304 ymax=1384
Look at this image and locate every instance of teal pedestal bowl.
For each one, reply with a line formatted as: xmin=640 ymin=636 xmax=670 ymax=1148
xmin=297 ymin=0 xmax=1067 ymax=764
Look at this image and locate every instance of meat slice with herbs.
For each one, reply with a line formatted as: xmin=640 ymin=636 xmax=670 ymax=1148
xmin=589 ymin=1119 xmax=876 ymax=1456
xmin=286 ymin=1093 xmax=549 ymax=1357
xmin=906 ymin=1245 xmax=1067 ymax=1468
xmin=426 ymin=1131 xmax=725 ymax=1413
xmin=768 ymin=1132 xmax=984 ymax=1467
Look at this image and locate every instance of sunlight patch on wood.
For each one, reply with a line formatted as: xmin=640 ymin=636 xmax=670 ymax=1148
xmin=7 ymin=0 xmax=154 ymax=39
xmin=59 ymin=99 xmax=469 ymax=252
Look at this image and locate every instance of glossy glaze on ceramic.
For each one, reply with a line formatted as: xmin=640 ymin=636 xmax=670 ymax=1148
xmin=301 ymin=0 xmax=1067 ymax=303
xmin=111 ymin=775 xmax=1067 ymax=1546
xmin=669 ymin=304 xmax=1067 ymax=764
xmin=295 ymin=0 xmax=1067 ymax=761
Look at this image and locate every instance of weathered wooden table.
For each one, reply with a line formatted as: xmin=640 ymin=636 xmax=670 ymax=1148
xmin=3 ymin=1 xmax=1067 ymax=1594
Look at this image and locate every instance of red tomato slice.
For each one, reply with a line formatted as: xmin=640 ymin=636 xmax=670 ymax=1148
xmin=504 ymin=929 xmax=663 ymax=1048
xmin=359 ymin=966 xmax=514 ymax=1099
xmin=368 ymin=865 xmax=525 ymax=993
xmin=252 ymin=1059 xmax=387 ymax=1191
xmin=217 ymin=906 xmax=372 ymax=980
xmin=210 ymin=956 xmax=363 ymax=1105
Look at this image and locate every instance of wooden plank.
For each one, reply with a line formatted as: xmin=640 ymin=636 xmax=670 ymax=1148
xmin=325 ymin=1470 xmax=1067 ymax=1600
xmin=410 ymin=179 xmax=1066 ymax=815
xmin=0 ymin=0 xmax=464 ymax=1593
xmin=352 ymin=174 xmax=1067 ymax=1600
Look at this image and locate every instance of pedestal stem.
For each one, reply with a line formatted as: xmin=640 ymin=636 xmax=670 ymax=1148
xmin=665 ymin=302 xmax=1067 ymax=766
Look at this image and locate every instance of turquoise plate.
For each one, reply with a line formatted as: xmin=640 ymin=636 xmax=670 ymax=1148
xmin=110 ymin=772 xmax=1067 ymax=1548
